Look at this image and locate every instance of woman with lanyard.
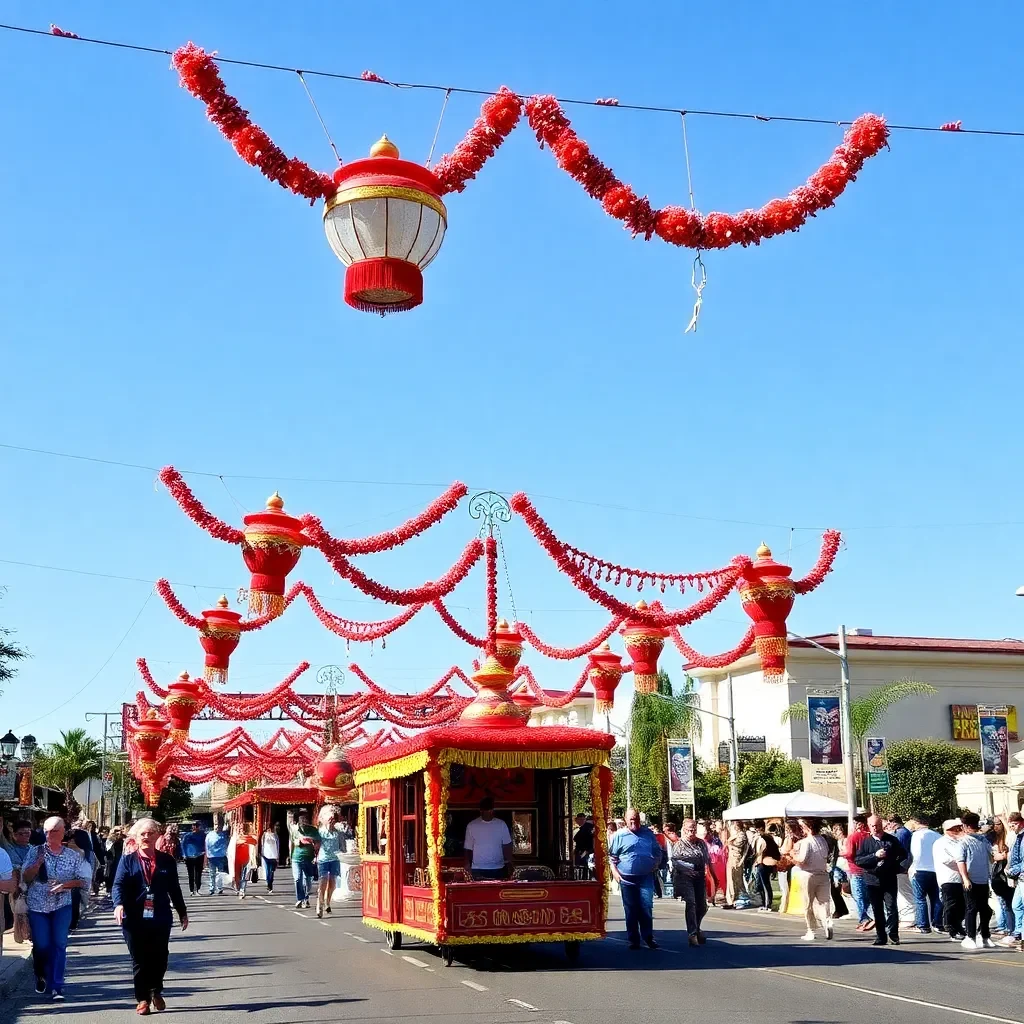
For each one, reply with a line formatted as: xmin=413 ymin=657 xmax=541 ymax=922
xmin=112 ymin=818 xmax=188 ymax=1016
xmin=21 ymin=816 xmax=87 ymax=1001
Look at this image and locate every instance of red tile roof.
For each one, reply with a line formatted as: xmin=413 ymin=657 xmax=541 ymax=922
xmin=795 ymin=634 xmax=1024 ymax=656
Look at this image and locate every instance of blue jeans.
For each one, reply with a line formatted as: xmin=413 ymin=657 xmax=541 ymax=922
xmin=263 ymin=857 xmax=277 ymax=890
xmin=293 ymin=859 xmax=316 ymax=902
xmin=849 ymin=874 xmax=870 ymax=924
xmin=28 ymin=906 xmax=73 ymax=992
xmin=1012 ymin=882 xmax=1024 ymax=938
xmin=620 ymin=881 xmax=655 ymax=945
xmin=910 ymin=870 xmax=943 ymax=930
xmin=208 ymin=855 xmax=229 ymax=893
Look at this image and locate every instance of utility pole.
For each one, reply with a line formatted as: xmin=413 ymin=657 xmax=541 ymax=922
xmin=84 ymin=711 xmax=118 ymax=827
xmin=838 ymin=625 xmax=856 ymax=830
xmin=726 ymin=673 xmax=740 ymax=809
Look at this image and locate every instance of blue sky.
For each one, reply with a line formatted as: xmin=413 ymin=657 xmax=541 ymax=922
xmin=2 ymin=2 xmax=1022 ymax=745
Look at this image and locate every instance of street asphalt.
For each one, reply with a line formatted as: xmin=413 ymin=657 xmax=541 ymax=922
xmin=3 ymin=876 xmax=1024 ymax=1024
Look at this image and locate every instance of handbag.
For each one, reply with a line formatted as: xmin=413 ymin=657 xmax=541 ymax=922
xmin=248 ymin=867 xmax=259 ymax=884
xmin=762 ymin=856 xmax=779 ymax=868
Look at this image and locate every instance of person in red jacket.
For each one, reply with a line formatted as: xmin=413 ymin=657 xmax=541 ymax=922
xmin=842 ymin=814 xmax=873 ymax=931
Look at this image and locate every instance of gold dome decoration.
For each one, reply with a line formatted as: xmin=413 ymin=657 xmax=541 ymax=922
xmin=369 ymin=134 xmax=400 ymax=159
xmin=266 ymin=492 xmax=285 ymax=511
xmin=756 ymin=542 xmax=772 ymax=559
xmin=216 ymin=595 xmax=230 ymax=608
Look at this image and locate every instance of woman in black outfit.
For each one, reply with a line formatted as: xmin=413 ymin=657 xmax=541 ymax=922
xmin=112 ymin=819 xmax=188 ymax=1016
xmin=105 ymin=827 xmax=124 ymax=896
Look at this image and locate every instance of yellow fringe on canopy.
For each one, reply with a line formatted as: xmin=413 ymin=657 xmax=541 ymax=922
xmin=444 ymin=931 xmax=602 ymax=946
xmin=436 ymin=748 xmax=609 ymax=770
xmin=354 ymin=750 xmax=430 ymax=786
xmin=424 ymin=764 xmax=444 ymax=937
xmin=589 ymin=764 xmax=609 ymax=927
xmin=361 ymin=916 xmax=438 ymax=944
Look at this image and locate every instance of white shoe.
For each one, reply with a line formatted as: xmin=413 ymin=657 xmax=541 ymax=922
xmin=801 ymin=931 xmax=815 ymax=942
xmin=295 ymin=900 xmax=303 ymax=908
xmin=960 ymin=936 xmax=978 ymax=951
xmin=982 ymin=937 xmax=996 ymax=949
xmin=999 ymin=934 xmax=1017 ymax=947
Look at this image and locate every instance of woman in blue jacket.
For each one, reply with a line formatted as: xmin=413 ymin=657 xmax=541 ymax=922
xmin=112 ymin=819 xmax=188 ymax=1016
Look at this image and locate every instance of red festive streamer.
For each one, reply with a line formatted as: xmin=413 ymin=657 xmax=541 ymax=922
xmin=510 ymin=493 xmax=744 ymax=627
xmin=525 ymin=96 xmax=889 ymax=249
xmin=485 ymin=536 xmax=498 ymax=653
xmin=49 ymin=25 xmax=78 ymax=38
xmin=560 ymin=544 xmax=726 ymax=594
xmin=299 ymin=482 xmax=467 ymax=556
xmin=294 ymin=583 xmax=426 ymax=640
xmin=158 ymin=467 xmax=244 ymax=545
xmin=513 ymin=665 xmax=590 ymax=707
xmin=940 ymin=121 xmax=963 ymax=132
xmin=194 ymin=662 xmax=311 ymax=719
xmin=135 ymin=659 xmax=169 ymax=700
xmin=236 ymin=584 xmax=303 ymax=631
xmin=154 ymin=579 xmax=206 ymax=628
xmin=667 ymin=624 xmax=757 ymax=669
xmin=172 ymin=43 xmax=334 ymax=204
xmin=361 ymin=70 xmax=388 ymax=84
xmin=302 ymin=516 xmax=485 ymax=605
xmin=792 ymin=529 xmax=842 ymax=595
xmin=433 ymin=87 xmax=524 ymax=195
xmin=432 ymin=599 xmax=486 ymax=648
xmin=517 ymin=616 xmax=623 ymax=660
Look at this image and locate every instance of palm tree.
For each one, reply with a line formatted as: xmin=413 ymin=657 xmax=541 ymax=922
xmin=629 ymin=671 xmax=702 ymax=825
xmin=781 ymin=679 xmax=936 ymax=805
xmin=33 ymin=728 xmax=102 ymax=814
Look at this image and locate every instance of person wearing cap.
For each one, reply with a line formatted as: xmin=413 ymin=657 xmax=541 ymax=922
xmin=1003 ymin=812 xmax=1024 ymax=948
xmin=935 ymin=818 xmax=966 ymax=941
xmin=853 ymin=814 xmax=909 ymax=946
xmin=907 ymin=816 xmax=943 ymax=933
xmin=956 ymin=811 xmax=994 ymax=950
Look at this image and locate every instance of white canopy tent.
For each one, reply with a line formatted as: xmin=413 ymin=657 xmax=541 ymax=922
xmin=721 ymin=790 xmax=856 ymax=821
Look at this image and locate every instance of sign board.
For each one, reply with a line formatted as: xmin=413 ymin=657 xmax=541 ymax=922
xmin=951 ymin=704 xmax=1019 ymax=743
xmin=800 ymin=759 xmax=848 ymax=802
xmin=865 ymin=737 xmax=890 ymax=795
xmin=806 ymin=688 xmax=842 ymax=785
xmin=737 ymin=735 xmax=767 ymax=754
xmin=978 ymin=705 xmax=1011 ymax=778
xmin=666 ymin=738 xmax=694 ymax=806
xmin=0 ymin=763 xmax=17 ymax=801
xmin=717 ymin=741 xmax=730 ymax=768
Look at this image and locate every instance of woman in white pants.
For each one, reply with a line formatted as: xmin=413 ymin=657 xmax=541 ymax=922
xmin=792 ymin=818 xmax=834 ymax=941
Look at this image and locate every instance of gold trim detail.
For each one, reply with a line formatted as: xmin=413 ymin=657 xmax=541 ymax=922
xmin=437 ymin=748 xmax=609 ymax=770
xmin=361 ymin=917 xmax=438 ymax=944
xmin=354 ymin=750 xmax=430 ymax=786
xmin=324 ymin=185 xmax=447 ymax=221
xmin=739 ymin=582 xmax=795 ymax=602
xmin=444 ymin=931 xmax=602 ymax=946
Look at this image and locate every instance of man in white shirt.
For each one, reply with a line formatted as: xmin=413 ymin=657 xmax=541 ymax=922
xmin=907 ymin=816 xmax=942 ymax=933
xmin=463 ymin=798 xmax=513 ymax=881
xmin=934 ymin=818 xmax=966 ymax=941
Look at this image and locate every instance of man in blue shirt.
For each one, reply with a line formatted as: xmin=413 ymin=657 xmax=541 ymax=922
xmin=181 ymin=822 xmax=207 ymax=896
xmin=204 ymin=824 xmax=230 ymax=895
xmin=608 ymin=808 xmax=666 ymax=950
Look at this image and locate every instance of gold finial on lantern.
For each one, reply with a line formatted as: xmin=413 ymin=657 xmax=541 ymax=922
xmin=178 ymin=670 xmax=190 ymax=681
xmin=635 ymin=599 xmax=648 ymax=611
xmin=266 ymin=492 xmax=285 ymax=511
xmin=217 ymin=595 xmax=230 ymax=608
xmin=369 ymin=134 xmax=400 ymax=158
xmin=598 ymin=641 xmax=611 ymax=652
xmin=146 ymin=709 xmax=160 ymax=720
xmin=756 ymin=541 xmax=772 ymax=559
xmin=497 ymin=617 xmax=509 ymax=630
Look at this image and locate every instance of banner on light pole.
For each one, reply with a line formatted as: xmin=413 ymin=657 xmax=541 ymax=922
xmin=666 ymin=738 xmax=694 ymax=806
xmin=865 ymin=737 xmax=890 ymax=795
xmin=978 ymin=705 xmax=1010 ymax=779
xmin=806 ymin=688 xmax=843 ymax=785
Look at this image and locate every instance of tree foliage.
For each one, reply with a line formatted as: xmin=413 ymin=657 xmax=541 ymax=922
xmin=126 ymin=775 xmax=194 ymax=822
xmin=628 ymin=671 xmax=702 ymax=822
xmin=33 ymin=728 xmax=102 ymax=811
xmin=873 ymin=739 xmax=982 ymax=823
xmin=0 ymin=588 xmax=28 ymax=692
xmin=693 ymin=750 xmax=805 ymax=818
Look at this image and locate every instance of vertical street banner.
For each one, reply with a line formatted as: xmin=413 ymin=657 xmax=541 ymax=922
xmin=865 ymin=737 xmax=890 ymax=795
xmin=666 ymin=738 xmax=694 ymax=806
xmin=806 ymin=688 xmax=844 ymax=786
xmin=978 ymin=705 xmax=1010 ymax=777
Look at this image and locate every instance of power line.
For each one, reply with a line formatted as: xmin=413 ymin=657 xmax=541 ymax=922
xmin=3 ymin=22 xmax=1023 ymax=139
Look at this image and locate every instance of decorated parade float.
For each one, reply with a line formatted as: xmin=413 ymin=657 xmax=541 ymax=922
xmin=124 ymin=472 xmax=840 ymax=958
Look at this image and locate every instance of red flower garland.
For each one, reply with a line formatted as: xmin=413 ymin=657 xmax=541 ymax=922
xmin=485 ymin=536 xmax=498 ymax=652
xmin=135 ymin=658 xmax=169 ymax=699
xmin=560 ymin=544 xmax=729 ymax=594
xmin=236 ymin=583 xmax=302 ymax=631
xmin=514 ymin=665 xmax=591 ymax=707
xmin=517 ymin=616 xmax=623 ymax=660
xmin=666 ymin=624 xmax=757 ymax=669
xmin=793 ymin=529 xmax=842 ymax=594
xmin=525 ymin=95 xmax=889 ymax=249
xmin=295 ymin=583 xmax=426 ymax=640
xmin=171 ymin=43 xmax=334 ymax=204
xmin=154 ymin=579 xmax=209 ymax=628
xmin=432 ymin=599 xmax=486 ymax=648
xmin=159 ymin=467 xmax=244 ymax=545
xmin=299 ymin=482 xmax=467 ymax=556
xmin=510 ymin=492 xmax=744 ymax=627
xmin=433 ymin=87 xmax=523 ymax=196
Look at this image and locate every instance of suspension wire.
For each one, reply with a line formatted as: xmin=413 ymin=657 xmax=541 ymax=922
xmin=681 ymin=114 xmax=707 ymax=334
xmin=5 ymin=22 xmax=1024 ymax=138
xmin=496 ymin=525 xmax=519 ymax=627
xmin=296 ymin=70 xmax=343 ymax=165
xmin=425 ymin=88 xmax=453 ymax=166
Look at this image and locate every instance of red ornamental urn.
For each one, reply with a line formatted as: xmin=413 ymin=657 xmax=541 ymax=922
xmin=737 ymin=543 xmax=795 ymax=683
xmin=200 ymin=595 xmax=242 ymax=684
xmin=242 ymin=492 xmax=305 ymax=618
xmin=163 ymin=670 xmax=205 ymax=743
xmin=620 ymin=601 xmax=669 ymax=695
xmin=459 ymin=655 xmax=530 ymax=728
xmin=132 ymin=711 xmax=169 ymax=778
xmin=323 ymin=136 xmax=447 ymax=315
xmin=587 ymin=642 xmax=625 ymax=714
xmin=493 ymin=619 xmax=523 ymax=672
xmin=315 ymin=743 xmax=355 ymax=803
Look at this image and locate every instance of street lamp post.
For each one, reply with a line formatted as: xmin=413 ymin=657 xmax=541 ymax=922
xmin=787 ymin=624 xmax=856 ymax=830
xmin=0 ymin=731 xmax=18 ymax=760
xmin=19 ymin=735 xmax=37 ymax=760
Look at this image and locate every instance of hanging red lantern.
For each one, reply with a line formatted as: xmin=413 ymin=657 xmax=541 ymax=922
xmin=459 ymin=655 xmax=530 ymax=727
xmin=132 ymin=711 xmax=169 ymax=778
xmin=323 ymin=136 xmax=447 ymax=315
xmin=587 ymin=642 xmax=624 ymax=714
xmin=493 ymin=618 xmax=524 ymax=672
xmin=242 ymin=492 xmax=305 ymax=618
xmin=200 ymin=595 xmax=242 ymax=684
xmin=163 ymin=670 xmax=205 ymax=743
xmin=316 ymin=743 xmax=355 ymax=803
xmin=737 ymin=542 xmax=795 ymax=683
xmin=620 ymin=601 xmax=669 ymax=695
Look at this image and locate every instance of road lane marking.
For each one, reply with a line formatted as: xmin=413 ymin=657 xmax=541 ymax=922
xmin=291 ymin=911 xmax=305 ymax=917
xmin=402 ymin=955 xmax=429 ymax=968
xmin=975 ymin=957 xmax=1024 ymax=968
xmin=343 ymin=931 xmax=355 ymax=936
xmin=381 ymin=949 xmax=394 ymax=956
xmin=758 ymin=967 xmax=1024 ymax=1024
xmin=461 ymin=980 xmax=488 ymax=991
xmin=353 ymin=935 xmax=370 ymax=943
xmin=508 ymin=999 xmax=539 ymax=1011
xmin=320 ymin=922 xmax=330 ymax=927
